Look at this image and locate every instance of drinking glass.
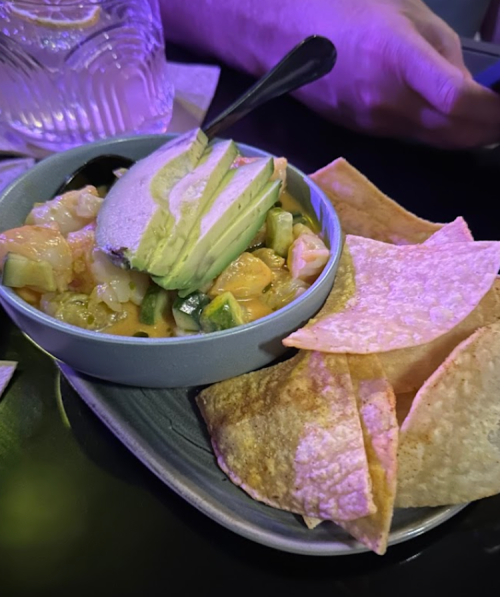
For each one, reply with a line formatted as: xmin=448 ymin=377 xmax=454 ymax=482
xmin=0 ymin=0 xmax=174 ymax=151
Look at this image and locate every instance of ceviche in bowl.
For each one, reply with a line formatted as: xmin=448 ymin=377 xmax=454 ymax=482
xmin=0 ymin=132 xmax=341 ymax=387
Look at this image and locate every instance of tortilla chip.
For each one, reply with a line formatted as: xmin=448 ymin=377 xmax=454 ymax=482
xmin=0 ymin=361 xmax=17 ymax=398
xmin=197 ymin=351 xmax=376 ymax=521
xmin=284 ymin=236 xmax=500 ymax=353
xmin=302 ymin=515 xmax=321 ymax=529
xmin=396 ymin=322 xmax=500 ymax=507
xmin=396 ymin=392 xmax=416 ymax=427
xmin=422 ymin=216 xmax=473 ymax=245
xmin=380 ymin=279 xmax=500 ymax=393
xmin=331 ymin=355 xmax=398 ymax=555
xmin=379 ymin=220 xmax=500 ymax=393
xmin=310 ymin=158 xmax=443 ymax=244
xmin=304 ymin=356 xmax=398 ymax=555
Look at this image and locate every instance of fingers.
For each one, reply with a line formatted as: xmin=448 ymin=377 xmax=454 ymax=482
xmin=415 ymin=107 xmax=500 ymax=148
xmin=347 ymin=85 xmax=500 ymax=149
xmin=400 ymin=31 xmax=500 ymax=125
xmin=414 ymin=10 xmax=469 ymax=76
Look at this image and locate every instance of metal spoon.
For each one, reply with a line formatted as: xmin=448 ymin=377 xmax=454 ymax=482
xmin=55 ymin=35 xmax=336 ymax=195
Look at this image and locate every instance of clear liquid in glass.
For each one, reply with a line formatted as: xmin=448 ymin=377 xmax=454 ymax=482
xmin=0 ymin=0 xmax=174 ymax=151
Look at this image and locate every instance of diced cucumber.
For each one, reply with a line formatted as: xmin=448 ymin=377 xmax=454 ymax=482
xmin=139 ymin=284 xmax=170 ymax=325
xmin=200 ymin=291 xmax=244 ymax=333
xmin=265 ymin=207 xmax=294 ymax=257
xmin=2 ymin=253 xmax=56 ymax=292
xmin=172 ymin=291 xmax=211 ymax=331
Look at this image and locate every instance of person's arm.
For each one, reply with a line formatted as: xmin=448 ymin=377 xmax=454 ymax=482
xmin=161 ymin=0 xmax=500 ymax=149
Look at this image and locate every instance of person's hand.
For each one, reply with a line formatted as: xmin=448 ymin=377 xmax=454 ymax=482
xmin=297 ymin=0 xmax=500 ymax=148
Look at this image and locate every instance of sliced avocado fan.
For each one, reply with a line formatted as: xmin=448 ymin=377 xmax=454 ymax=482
xmin=147 ymin=139 xmax=238 ymax=276
xmin=176 ymin=179 xmax=281 ymax=296
xmin=96 ymin=128 xmax=208 ymax=271
xmin=153 ymin=158 xmax=276 ymax=293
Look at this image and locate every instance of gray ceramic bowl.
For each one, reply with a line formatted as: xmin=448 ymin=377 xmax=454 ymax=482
xmin=0 ymin=135 xmax=342 ymax=388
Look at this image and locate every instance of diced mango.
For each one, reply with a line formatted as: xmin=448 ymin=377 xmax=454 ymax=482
xmin=209 ymin=252 xmax=273 ymax=299
xmin=252 ymin=248 xmax=285 ymax=270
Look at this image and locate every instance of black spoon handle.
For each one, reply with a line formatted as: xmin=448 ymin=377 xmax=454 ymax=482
xmin=203 ymin=35 xmax=337 ymax=140
xmin=54 ymin=36 xmax=336 ymax=195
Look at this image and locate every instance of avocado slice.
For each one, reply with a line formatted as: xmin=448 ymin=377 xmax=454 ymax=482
xmin=199 ymin=292 xmax=244 ymax=333
xmin=96 ymin=128 xmax=208 ymax=271
xmin=154 ymin=158 xmax=274 ymax=291
xmin=2 ymin=253 xmax=56 ymax=293
xmin=148 ymin=139 xmax=238 ymax=275
xmin=176 ymin=180 xmax=281 ymax=296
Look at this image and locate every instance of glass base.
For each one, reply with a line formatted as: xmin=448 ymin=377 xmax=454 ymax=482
xmin=4 ymin=105 xmax=174 ymax=154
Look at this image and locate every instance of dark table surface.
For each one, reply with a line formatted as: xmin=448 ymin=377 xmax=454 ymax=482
xmin=1 ymin=40 xmax=500 ymax=597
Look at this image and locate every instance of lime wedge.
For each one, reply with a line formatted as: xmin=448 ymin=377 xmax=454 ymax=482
xmin=9 ymin=2 xmax=101 ymax=29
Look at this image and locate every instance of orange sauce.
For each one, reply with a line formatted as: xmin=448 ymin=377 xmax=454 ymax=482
xmin=105 ymin=301 xmax=174 ymax=338
xmin=239 ymin=298 xmax=273 ymax=322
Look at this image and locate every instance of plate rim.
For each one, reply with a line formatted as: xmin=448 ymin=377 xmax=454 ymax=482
xmin=58 ymin=363 xmax=469 ymax=556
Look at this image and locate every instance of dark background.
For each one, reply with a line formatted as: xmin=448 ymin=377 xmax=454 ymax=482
xmin=0 ymin=39 xmax=500 ymax=596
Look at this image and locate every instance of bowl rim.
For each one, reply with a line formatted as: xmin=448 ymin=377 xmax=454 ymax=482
xmin=0 ymin=133 xmax=342 ymax=346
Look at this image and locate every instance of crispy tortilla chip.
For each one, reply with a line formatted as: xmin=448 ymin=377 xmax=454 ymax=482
xmin=0 ymin=361 xmax=17 ymax=398
xmin=380 ymin=279 xmax=500 ymax=393
xmin=379 ymin=220 xmax=500 ymax=393
xmin=336 ymin=355 xmax=398 ymax=555
xmin=303 ymin=515 xmax=321 ymax=530
xmin=197 ymin=351 xmax=376 ymax=521
xmin=422 ymin=216 xmax=473 ymax=245
xmin=396 ymin=392 xmax=416 ymax=427
xmin=284 ymin=236 xmax=500 ymax=353
xmin=310 ymin=158 xmax=443 ymax=244
xmin=303 ymin=356 xmax=398 ymax=555
xmin=396 ymin=322 xmax=500 ymax=507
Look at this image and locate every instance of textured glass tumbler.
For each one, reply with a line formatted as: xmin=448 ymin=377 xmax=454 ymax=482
xmin=0 ymin=0 xmax=174 ymax=151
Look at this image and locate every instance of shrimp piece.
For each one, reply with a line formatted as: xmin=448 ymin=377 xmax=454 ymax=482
xmin=26 ymin=185 xmax=103 ymax=236
xmin=89 ymin=284 xmax=123 ymax=313
xmin=91 ymin=249 xmax=150 ymax=306
xmin=287 ymin=233 xmax=330 ymax=284
xmin=66 ymin=225 xmax=150 ymax=304
xmin=270 ymin=157 xmax=288 ymax=191
xmin=128 ymin=270 xmax=151 ymax=306
xmin=0 ymin=225 xmax=72 ymax=291
xmin=67 ymin=223 xmax=96 ymax=294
